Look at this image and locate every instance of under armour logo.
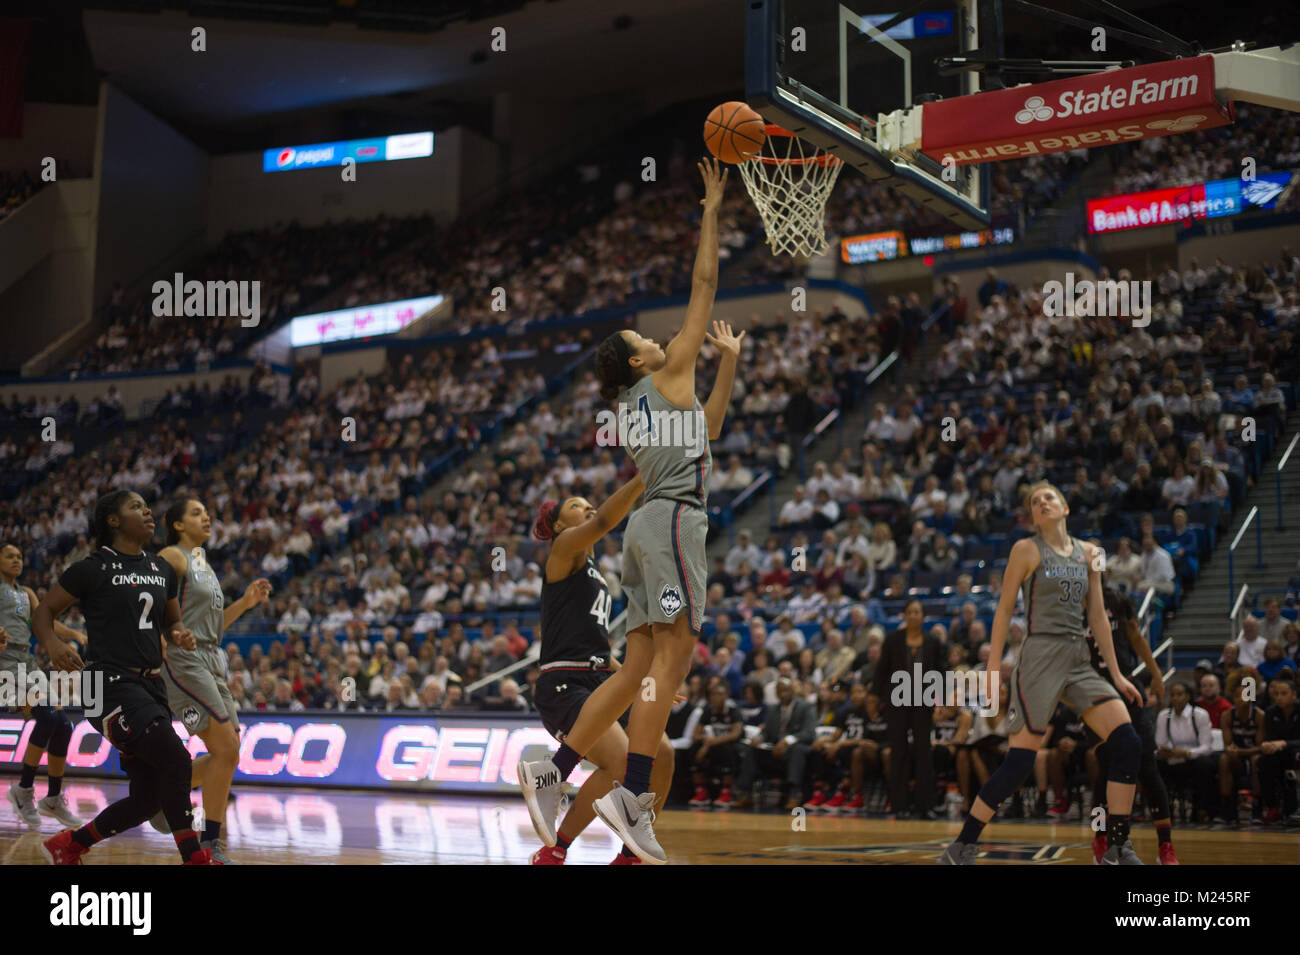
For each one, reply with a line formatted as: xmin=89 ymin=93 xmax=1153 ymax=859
xmin=1014 ymin=95 xmax=1053 ymax=124
xmin=555 ymin=684 xmax=568 ymax=693
xmin=1146 ymin=115 xmax=1206 ymax=134
xmin=111 ymin=562 xmax=122 ymax=570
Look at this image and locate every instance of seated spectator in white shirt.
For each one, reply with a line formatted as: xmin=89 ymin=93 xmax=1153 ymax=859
xmin=1137 ymin=534 xmax=1176 ymax=596
xmin=1154 ymin=682 xmax=1216 ymax=821
xmin=812 ymin=489 xmax=841 ymax=529
xmin=512 ymin=563 xmax=544 ymax=606
xmin=805 ymin=461 xmax=835 ymax=499
xmin=1235 ymin=615 xmax=1267 ymax=667
xmin=779 ymin=485 xmax=815 ymax=527
xmin=278 ymin=597 xmax=312 ymax=634
xmin=711 ymin=455 xmax=755 ymax=494
xmin=261 ymin=541 xmax=289 ymax=577
xmin=787 ymin=577 xmax=826 ymax=624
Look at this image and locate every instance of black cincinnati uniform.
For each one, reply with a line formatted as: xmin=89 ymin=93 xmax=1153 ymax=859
xmin=535 ymin=556 xmax=625 ymax=741
xmin=693 ymin=698 xmax=742 ymax=773
xmin=1083 ymin=589 xmax=1155 ymax=749
xmin=863 ymin=713 xmax=889 ymax=745
xmin=1226 ymin=703 xmax=1261 ymax=760
xmin=57 ymin=547 xmax=178 ymax=752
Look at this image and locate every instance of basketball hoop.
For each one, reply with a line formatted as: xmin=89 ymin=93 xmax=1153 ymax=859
xmin=738 ymin=125 xmax=844 ymax=259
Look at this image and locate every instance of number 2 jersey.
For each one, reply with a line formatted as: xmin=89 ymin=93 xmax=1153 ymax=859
xmin=58 ymin=546 xmax=178 ymax=671
xmin=538 ymin=555 xmax=614 ymax=666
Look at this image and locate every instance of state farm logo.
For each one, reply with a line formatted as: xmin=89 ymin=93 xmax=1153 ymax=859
xmin=1015 ymin=96 xmax=1054 ymax=125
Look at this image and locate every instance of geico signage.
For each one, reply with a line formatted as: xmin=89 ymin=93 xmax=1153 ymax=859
xmin=0 ymin=715 xmax=586 ymax=793
xmin=921 ymin=55 xmax=1232 ymax=164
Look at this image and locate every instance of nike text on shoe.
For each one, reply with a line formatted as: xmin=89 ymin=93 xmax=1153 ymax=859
xmin=518 ymin=758 xmax=564 ymax=847
xmin=7 ymin=785 xmax=41 ymax=829
xmin=936 ymin=840 xmax=978 ymax=865
xmin=1101 ymin=840 xmax=1144 ymax=865
xmin=38 ymin=794 xmax=82 ymax=828
xmin=593 ymin=783 xmax=666 ymax=865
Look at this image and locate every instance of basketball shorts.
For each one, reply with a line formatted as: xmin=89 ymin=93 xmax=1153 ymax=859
xmin=90 ymin=668 xmax=173 ymax=756
xmin=1006 ymin=637 xmax=1121 ymax=736
xmin=0 ymin=649 xmax=39 ymax=713
xmin=621 ymin=497 xmax=708 ymax=635
xmin=535 ymin=669 xmax=628 ymax=743
xmin=161 ymin=644 xmax=238 ymax=734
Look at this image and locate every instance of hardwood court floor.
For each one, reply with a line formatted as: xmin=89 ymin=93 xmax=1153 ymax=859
xmin=2 ymin=780 xmax=1296 ymax=865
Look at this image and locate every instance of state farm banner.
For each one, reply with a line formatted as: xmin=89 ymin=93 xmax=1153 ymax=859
xmin=921 ymin=55 xmax=1232 ymax=165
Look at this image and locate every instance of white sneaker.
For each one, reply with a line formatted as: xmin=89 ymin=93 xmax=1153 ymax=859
xmin=593 ymin=783 xmax=666 ymax=865
xmin=7 ymin=785 xmax=41 ymax=829
xmin=518 ymin=759 xmax=565 ymax=847
xmin=38 ymin=793 xmax=82 ymax=828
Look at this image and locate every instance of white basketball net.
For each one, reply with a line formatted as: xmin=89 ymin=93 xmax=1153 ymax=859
xmin=738 ymin=130 xmax=843 ymax=259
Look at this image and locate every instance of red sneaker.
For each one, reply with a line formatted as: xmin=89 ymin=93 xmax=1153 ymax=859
xmin=844 ymin=792 xmax=865 ymax=812
xmin=530 ymin=845 xmax=566 ymax=865
xmin=184 ymin=848 xmax=220 ymax=865
xmin=1091 ymin=832 xmax=1107 ymax=865
xmin=1264 ymin=808 xmax=1282 ymax=825
xmin=712 ymin=788 xmax=734 ymax=810
xmin=41 ymin=830 xmax=87 ymax=866
xmin=610 ymin=852 xmax=641 ymax=865
xmin=804 ymin=789 xmax=826 ymax=810
xmin=1046 ymin=799 xmax=1069 ymax=820
xmin=688 ymin=786 xmax=712 ymax=808
xmin=824 ymin=791 xmax=847 ymax=813
xmin=1157 ymin=843 xmax=1180 ymax=865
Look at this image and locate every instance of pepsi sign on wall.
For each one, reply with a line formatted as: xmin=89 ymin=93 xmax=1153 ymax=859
xmin=262 ymin=132 xmax=434 ymax=173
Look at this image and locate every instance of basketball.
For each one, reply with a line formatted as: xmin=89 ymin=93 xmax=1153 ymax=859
xmin=704 ymin=101 xmax=766 ymax=164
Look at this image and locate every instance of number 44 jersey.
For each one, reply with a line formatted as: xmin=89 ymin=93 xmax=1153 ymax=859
xmin=538 ymin=556 xmax=614 ymax=665
xmin=58 ymin=546 xmax=179 ymax=671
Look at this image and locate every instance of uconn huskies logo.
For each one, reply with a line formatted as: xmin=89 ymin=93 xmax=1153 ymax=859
xmin=659 ymin=585 xmax=683 ymax=618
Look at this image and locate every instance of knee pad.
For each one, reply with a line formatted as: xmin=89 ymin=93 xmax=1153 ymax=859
xmin=1105 ymin=723 xmax=1141 ymax=784
xmin=978 ymin=747 xmax=1037 ymax=807
xmin=28 ymin=706 xmax=73 ymax=753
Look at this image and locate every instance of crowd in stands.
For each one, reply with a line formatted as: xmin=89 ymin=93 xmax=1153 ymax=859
xmin=1105 ymin=104 xmax=1300 ymax=213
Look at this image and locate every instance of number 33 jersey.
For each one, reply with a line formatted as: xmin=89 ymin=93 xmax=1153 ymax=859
xmin=1022 ymin=535 xmax=1089 ymax=641
xmin=58 ymin=546 xmax=179 ymax=671
xmin=539 ymin=556 xmax=614 ymax=665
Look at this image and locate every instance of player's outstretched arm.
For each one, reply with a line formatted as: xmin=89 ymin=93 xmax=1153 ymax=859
xmin=1085 ymin=545 xmax=1141 ymax=705
xmin=656 ymin=158 xmax=726 ymax=403
xmin=989 ymin=538 xmax=1034 ymax=668
xmin=550 ymin=474 xmax=645 ymax=566
xmin=703 ymin=320 xmax=745 ymax=440
xmin=1124 ymin=616 xmax=1163 ymax=702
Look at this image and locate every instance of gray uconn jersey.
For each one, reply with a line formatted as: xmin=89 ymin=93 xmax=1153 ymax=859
xmin=619 ymin=376 xmax=712 ymax=507
xmin=0 ymin=581 xmax=33 ymax=656
xmin=180 ymin=550 xmax=225 ymax=647
xmin=1022 ymin=535 xmax=1089 ymax=640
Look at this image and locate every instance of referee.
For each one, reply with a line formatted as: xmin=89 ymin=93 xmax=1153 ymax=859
xmin=32 ymin=490 xmax=214 ymax=865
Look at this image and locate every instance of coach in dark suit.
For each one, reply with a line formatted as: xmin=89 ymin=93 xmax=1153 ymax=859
xmin=873 ymin=598 xmax=947 ymax=819
xmin=733 ymin=677 xmax=816 ymax=810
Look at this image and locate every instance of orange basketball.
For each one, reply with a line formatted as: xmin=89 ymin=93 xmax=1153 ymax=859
xmin=703 ymin=101 xmax=766 ymax=164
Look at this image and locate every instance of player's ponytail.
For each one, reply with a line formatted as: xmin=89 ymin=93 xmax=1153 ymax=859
xmin=91 ymin=489 xmax=136 ymax=547
xmin=596 ymin=331 xmax=636 ymax=403
xmin=532 ymin=501 xmax=560 ymax=541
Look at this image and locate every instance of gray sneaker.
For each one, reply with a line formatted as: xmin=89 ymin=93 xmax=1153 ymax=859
xmin=7 ymin=785 xmax=40 ymax=829
xmin=201 ymin=837 xmax=233 ymax=864
xmin=518 ymin=758 xmax=565 ymax=847
xmin=37 ymin=793 xmax=82 ymax=828
xmin=937 ymin=840 xmax=979 ymax=865
xmin=593 ymin=783 xmax=665 ymax=865
xmin=1101 ymin=840 xmax=1144 ymax=865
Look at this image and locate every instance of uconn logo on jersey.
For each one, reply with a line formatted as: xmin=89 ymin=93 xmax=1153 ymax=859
xmin=1042 ymin=562 xmax=1087 ymax=580
xmin=595 ymin=400 xmax=706 ymax=459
